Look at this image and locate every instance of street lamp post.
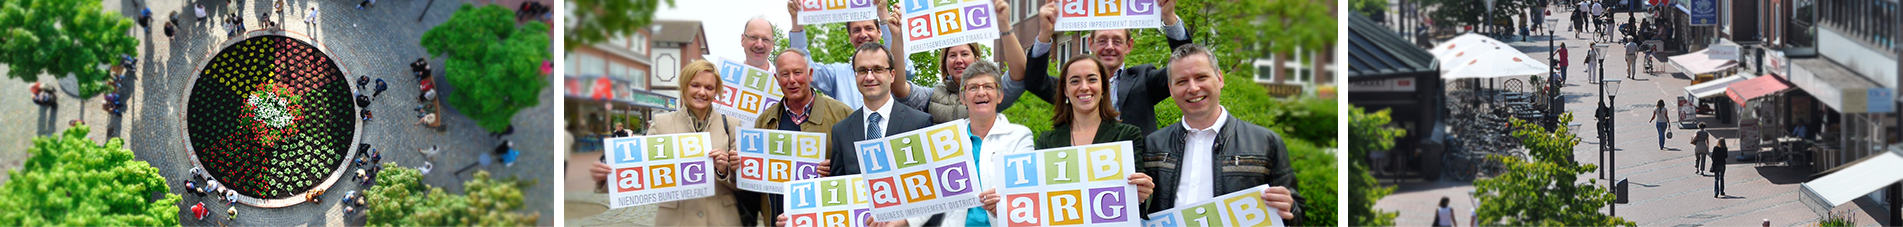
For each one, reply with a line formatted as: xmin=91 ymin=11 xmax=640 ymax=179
xmin=1547 ymin=17 xmax=1562 ymax=131
xmin=1599 ymin=77 xmax=1623 ymax=216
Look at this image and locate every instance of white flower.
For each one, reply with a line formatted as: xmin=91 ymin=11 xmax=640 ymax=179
xmin=249 ymin=92 xmax=294 ymax=128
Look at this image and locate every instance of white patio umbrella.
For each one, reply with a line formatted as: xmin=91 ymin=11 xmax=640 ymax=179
xmin=1432 ymin=33 xmax=1551 ymax=79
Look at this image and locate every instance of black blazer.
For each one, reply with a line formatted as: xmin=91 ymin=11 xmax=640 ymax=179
xmin=1021 ymin=32 xmax=1193 ymax=135
xmin=826 ymin=104 xmax=934 ymax=176
xmin=825 ymin=103 xmax=940 ymax=224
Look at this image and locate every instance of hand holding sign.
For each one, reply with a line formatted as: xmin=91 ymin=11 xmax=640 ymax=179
xmin=736 ymin=128 xmax=830 ymax=194
xmin=990 ymin=141 xmax=1143 ymax=227
xmin=604 ymin=133 xmax=720 ymax=208
xmin=784 ymin=175 xmax=874 ymax=227
xmin=1053 ymin=0 xmax=1165 ymax=31
xmin=898 ymin=0 xmax=1000 ymax=55
xmin=1143 ymin=185 xmax=1285 ymax=227
xmin=853 ymin=120 xmax=982 ymax=221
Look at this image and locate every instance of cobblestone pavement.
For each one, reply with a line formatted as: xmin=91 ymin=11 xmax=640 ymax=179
xmin=0 ymin=0 xmax=559 ymax=226
xmin=1375 ymin=4 xmax=1886 ymax=226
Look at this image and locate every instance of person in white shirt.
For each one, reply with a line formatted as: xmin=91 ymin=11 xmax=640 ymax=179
xmin=1136 ymin=44 xmax=1304 ymax=225
xmin=1583 ymin=2 xmax=1598 ymax=32
xmin=1435 ymin=197 xmax=1457 ymax=226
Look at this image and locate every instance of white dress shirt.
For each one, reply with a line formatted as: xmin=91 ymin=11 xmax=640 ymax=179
xmin=1173 ymin=106 xmax=1230 ymax=207
xmin=863 ymin=98 xmax=895 ymax=139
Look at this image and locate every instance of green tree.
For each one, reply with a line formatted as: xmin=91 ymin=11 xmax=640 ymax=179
xmin=565 ymin=0 xmax=673 ymax=49
xmin=1126 ymin=0 xmax=1333 ymax=85
xmin=0 ymin=0 xmax=139 ymax=97
xmin=1418 ymin=0 xmax=1537 ymax=34
xmin=423 ymin=5 xmax=552 ymax=133
xmin=1473 ymin=115 xmax=1634 ymax=226
xmin=1348 ymin=107 xmax=1401 ymax=226
xmin=365 ymin=163 xmax=538 ymax=226
xmin=0 ymin=125 xmax=179 ymax=226
xmin=1351 ymin=0 xmax=1391 ymax=17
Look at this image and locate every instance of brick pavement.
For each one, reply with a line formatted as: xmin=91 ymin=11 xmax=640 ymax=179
xmin=0 ymin=0 xmax=553 ymax=226
xmin=1374 ymin=3 xmax=1886 ymax=226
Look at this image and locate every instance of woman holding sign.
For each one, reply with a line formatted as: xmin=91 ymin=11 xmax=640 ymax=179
xmin=977 ymin=55 xmax=1158 ymax=221
xmin=590 ymin=60 xmax=744 ymax=226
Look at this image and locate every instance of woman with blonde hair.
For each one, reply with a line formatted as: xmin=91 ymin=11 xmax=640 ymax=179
xmin=589 ymin=60 xmax=744 ymax=226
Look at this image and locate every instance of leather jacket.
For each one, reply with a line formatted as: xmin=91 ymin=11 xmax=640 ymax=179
xmin=1139 ymin=114 xmax=1305 ymax=226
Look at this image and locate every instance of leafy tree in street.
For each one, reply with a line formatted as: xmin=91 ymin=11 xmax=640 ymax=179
xmin=566 ymin=0 xmax=673 ymax=49
xmin=0 ymin=0 xmax=139 ymax=97
xmin=1351 ymin=0 xmax=1391 ymax=18
xmin=365 ymin=163 xmax=538 ymax=226
xmin=1348 ymin=107 xmax=1401 ymax=226
xmin=1127 ymin=0 xmax=1333 ymax=85
xmin=0 ymin=125 xmax=179 ymax=226
xmin=1473 ymin=115 xmax=1634 ymax=226
xmin=423 ymin=5 xmax=551 ymax=133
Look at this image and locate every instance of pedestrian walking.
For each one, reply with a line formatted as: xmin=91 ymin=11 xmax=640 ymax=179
xmin=1651 ymin=100 xmax=1669 ymax=149
xmin=1434 ymin=197 xmax=1457 ymax=227
xmin=356 ymin=75 xmax=370 ymax=90
xmin=1693 ymin=122 xmax=1711 ymax=173
xmin=194 ymin=4 xmax=207 ymax=22
xmin=358 ymin=0 xmax=375 ymax=10
xmin=1625 ymin=40 xmax=1639 ymax=79
xmin=1712 ymin=139 xmax=1729 ymax=197
xmin=1585 ymin=42 xmax=1599 ymax=83
xmin=163 ymin=20 xmax=176 ymax=39
xmin=304 ymin=6 xmax=319 ymax=27
xmin=373 ymin=78 xmax=387 ymax=98
xmin=1555 ymin=45 xmax=1570 ymax=83
xmin=355 ymin=93 xmax=370 ymax=108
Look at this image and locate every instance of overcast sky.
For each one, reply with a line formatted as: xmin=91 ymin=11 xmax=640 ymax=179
xmin=654 ymin=0 xmax=795 ymax=62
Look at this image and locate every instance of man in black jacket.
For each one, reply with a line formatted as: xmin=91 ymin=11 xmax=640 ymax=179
xmin=1018 ymin=0 xmax=1191 ymax=135
xmin=1140 ymin=44 xmax=1304 ymax=225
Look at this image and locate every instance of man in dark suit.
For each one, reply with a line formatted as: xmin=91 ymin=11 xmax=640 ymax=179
xmin=1018 ymin=0 xmax=1190 ymax=135
xmin=813 ymin=42 xmax=937 ymax=226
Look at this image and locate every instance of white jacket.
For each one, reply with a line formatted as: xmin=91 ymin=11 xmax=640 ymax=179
xmin=913 ymin=114 xmax=1035 ymax=227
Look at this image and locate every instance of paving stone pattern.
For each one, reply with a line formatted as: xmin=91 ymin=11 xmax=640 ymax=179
xmin=1374 ymin=4 xmax=1887 ymax=226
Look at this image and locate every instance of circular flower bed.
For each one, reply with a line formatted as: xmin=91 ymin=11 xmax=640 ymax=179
xmin=188 ymin=35 xmax=355 ymax=199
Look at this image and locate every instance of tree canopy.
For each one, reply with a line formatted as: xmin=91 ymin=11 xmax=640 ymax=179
xmin=364 ymin=163 xmax=538 ymax=226
xmin=565 ymin=0 xmax=673 ymax=49
xmin=0 ymin=0 xmax=139 ymax=97
xmin=1349 ymin=107 xmax=1401 ymax=226
xmin=423 ymin=4 xmax=552 ymax=133
xmin=1127 ymin=0 xmax=1335 ymax=82
xmin=1473 ymin=115 xmax=1635 ymax=226
xmin=0 ymin=125 xmax=180 ymax=226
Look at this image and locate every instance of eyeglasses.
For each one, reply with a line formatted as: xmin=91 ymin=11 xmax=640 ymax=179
xmin=776 ymin=69 xmax=807 ymax=78
xmin=1092 ymin=38 xmax=1125 ymax=47
xmin=962 ymin=83 xmax=998 ymax=92
xmin=743 ymin=35 xmax=772 ymax=43
xmin=854 ymin=67 xmax=891 ymax=75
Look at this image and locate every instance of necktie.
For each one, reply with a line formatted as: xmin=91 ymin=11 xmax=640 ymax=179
xmin=867 ymin=112 xmax=883 ymax=140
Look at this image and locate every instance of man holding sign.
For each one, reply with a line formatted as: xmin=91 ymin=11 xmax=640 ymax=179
xmin=1140 ymin=44 xmax=1304 ymax=226
xmin=736 ymin=48 xmax=860 ymax=226
xmin=818 ymin=42 xmax=938 ymax=226
xmin=1019 ymin=0 xmax=1191 ymax=136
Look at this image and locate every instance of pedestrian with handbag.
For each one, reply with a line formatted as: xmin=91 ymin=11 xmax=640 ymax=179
xmin=1692 ymin=122 xmax=1711 ymax=174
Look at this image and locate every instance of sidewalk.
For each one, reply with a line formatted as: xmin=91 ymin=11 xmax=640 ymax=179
xmin=1375 ymin=4 xmax=1885 ymax=227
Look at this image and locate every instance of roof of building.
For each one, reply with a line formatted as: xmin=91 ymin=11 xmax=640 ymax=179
xmin=1347 ymin=13 xmax=1437 ymax=78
